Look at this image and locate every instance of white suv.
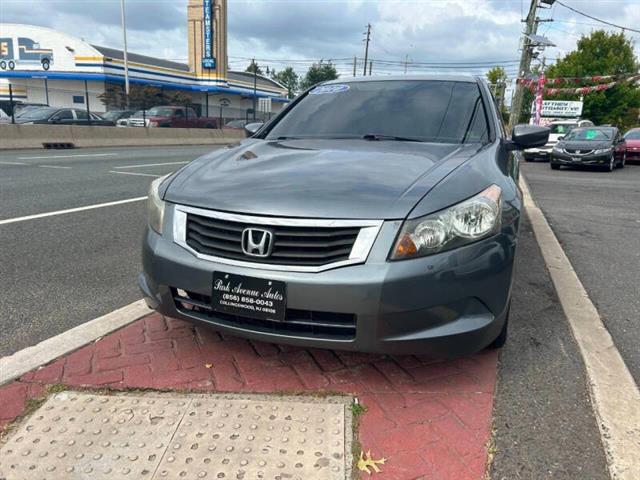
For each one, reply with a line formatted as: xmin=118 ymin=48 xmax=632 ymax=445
xmin=524 ymin=119 xmax=594 ymax=161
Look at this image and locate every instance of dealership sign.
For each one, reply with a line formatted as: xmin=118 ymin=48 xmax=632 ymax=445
xmin=202 ymin=0 xmax=216 ymax=69
xmin=531 ymin=100 xmax=583 ymax=118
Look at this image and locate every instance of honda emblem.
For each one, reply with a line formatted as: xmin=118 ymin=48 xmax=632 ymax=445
xmin=241 ymin=228 xmax=274 ymax=257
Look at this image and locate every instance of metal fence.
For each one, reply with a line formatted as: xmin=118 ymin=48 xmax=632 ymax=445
xmin=1 ymin=79 xmax=275 ymax=128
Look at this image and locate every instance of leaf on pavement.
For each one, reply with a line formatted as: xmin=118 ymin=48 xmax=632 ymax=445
xmin=357 ymin=450 xmax=386 ymax=475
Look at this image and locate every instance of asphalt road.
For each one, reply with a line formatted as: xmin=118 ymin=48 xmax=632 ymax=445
xmin=522 ymin=161 xmax=640 ymax=385
xmin=0 ymin=145 xmax=218 ymax=357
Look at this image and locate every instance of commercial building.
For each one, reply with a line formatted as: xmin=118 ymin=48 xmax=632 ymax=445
xmin=0 ymin=0 xmax=288 ymax=118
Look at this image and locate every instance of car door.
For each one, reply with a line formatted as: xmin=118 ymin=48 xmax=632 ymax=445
xmin=49 ymin=109 xmax=74 ymax=125
xmin=172 ymin=108 xmax=186 ymax=128
xmin=614 ymin=131 xmax=625 ymax=162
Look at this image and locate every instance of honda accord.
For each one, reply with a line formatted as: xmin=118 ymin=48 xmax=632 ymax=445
xmin=139 ymin=76 xmax=548 ymax=356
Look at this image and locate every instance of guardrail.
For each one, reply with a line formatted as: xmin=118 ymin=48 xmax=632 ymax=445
xmin=0 ymin=124 xmax=245 ymax=150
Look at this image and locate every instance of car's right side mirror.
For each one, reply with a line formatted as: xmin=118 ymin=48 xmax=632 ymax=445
xmin=557 ymin=135 xmax=564 ymax=141
xmin=244 ymin=122 xmax=264 ymax=137
xmin=508 ymin=124 xmax=550 ymax=150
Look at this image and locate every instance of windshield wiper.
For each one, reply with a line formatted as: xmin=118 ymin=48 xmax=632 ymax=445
xmin=361 ymin=133 xmax=425 ymax=142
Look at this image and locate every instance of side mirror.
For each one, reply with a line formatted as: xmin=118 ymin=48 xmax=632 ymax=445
xmin=557 ymin=135 xmax=564 ymax=141
xmin=244 ymin=122 xmax=264 ymax=137
xmin=509 ymin=124 xmax=550 ymax=150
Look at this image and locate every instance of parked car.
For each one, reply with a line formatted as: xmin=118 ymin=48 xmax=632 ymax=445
xmin=15 ymin=107 xmax=115 ymax=126
xmin=116 ymin=110 xmax=147 ymax=127
xmin=0 ymin=101 xmax=48 ymax=117
xmin=224 ymin=119 xmax=249 ymax=130
xmin=524 ymin=119 xmax=593 ymax=161
xmin=0 ymin=107 xmax=10 ymax=124
xmin=623 ymin=128 xmax=640 ymax=164
xmin=139 ymin=76 xmax=549 ymax=356
xmin=127 ymin=106 xmax=218 ymax=128
xmin=101 ymin=110 xmax=136 ymax=123
xmin=550 ymin=126 xmax=626 ymax=171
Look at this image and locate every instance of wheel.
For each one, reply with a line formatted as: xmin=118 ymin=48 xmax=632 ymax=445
xmin=0 ymin=60 xmax=6 ymax=70
xmin=41 ymin=59 xmax=50 ymax=71
xmin=488 ymin=303 xmax=510 ymax=349
xmin=8 ymin=60 xmax=15 ymax=70
xmin=605 ymin=154 xmax=615 ymax=172
xmin=551 ymin=163 xmax=560 ymax=170
xmin=617 ymin=153 xmax=626 ymax=169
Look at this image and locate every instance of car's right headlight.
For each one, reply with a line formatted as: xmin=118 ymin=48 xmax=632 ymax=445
xmin=594 ymin=147 xmax=613 ymax=154
xmin=390 ymin=185 xmax=502 ymax=260
xmin=148 ymin=174 xmax=169 ymax=234
xmin=552 ymin=145 xmax=563 ymax=152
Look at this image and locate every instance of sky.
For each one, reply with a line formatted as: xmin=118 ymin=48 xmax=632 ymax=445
xmin=1 ymin=0 xmax=639 ymax=81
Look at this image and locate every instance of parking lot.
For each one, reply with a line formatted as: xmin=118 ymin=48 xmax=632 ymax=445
xmin=3 ymin=145 xmax=637 ymax=478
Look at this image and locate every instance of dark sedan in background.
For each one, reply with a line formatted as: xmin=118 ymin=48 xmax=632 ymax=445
xmin=139 ymin=76 xmax=549 ymax=357
xmin=550 ymin=126 xmax=626 ymax=171
xmin=624 ymin=128 xmax=640 ymax=164
xmin=15 ymin=107 xmax=115 ymax=126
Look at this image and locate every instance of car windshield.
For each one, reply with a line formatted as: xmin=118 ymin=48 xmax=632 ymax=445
xmin=264 ymin=80 xmax=490 ymax=144
xmin=550 ymin=123 xmax=577 ymax=134
xmin=19 ymin=107 xmax=55 ymax=119
xmin=624 ymin=129 xmax=640 ymax=140
xmin=564 ymin=128 xmax=612 ymax=141
xmin=102 ymin=111 xmax=122 ymax=121
xmin=147 ymin=107 xmax=175 ymax=117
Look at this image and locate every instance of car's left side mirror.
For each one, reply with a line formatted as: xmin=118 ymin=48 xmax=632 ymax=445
xmin=508 ymin=124 xmax=550 ymax=150
xmin=244 ymin=122 xmax=264 ymax=137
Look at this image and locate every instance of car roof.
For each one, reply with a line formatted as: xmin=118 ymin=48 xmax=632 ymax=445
xmin=323 ymin=74 xmax=478 ymax=84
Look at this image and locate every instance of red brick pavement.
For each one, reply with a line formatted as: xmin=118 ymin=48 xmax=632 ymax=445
xmin=0 ymin=313 xmax=497 ymax=480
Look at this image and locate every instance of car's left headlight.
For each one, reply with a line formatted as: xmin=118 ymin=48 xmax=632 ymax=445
xmin=594 ymin=147 xmax=613 ymax=154
xmin=552 ymin=145 xmax=563 ymax=152
xmin=148 ymin=174 xmax=170 ymax=234
xmin=391 ymin=185 xmax=502 ymax=260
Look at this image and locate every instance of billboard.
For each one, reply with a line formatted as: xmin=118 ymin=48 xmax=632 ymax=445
xmin=202 ymin=0 xmax=216 ymax=69
xmin=531 ymin=100 xmax=584 ymax=118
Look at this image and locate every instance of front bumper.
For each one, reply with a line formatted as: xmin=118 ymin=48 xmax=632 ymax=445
xmin=551 ymin=151 xmax=611 ymax=166
xmin=140 ymin=208 xmax=518 ymax=357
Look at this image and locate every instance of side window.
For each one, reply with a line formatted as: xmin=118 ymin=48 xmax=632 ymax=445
xmin=52 ymin=110 xmax=73 ymax=121
xmin=75 ymin=109 xmax=89 ymax=120
xmin=174 ymin=109 xmax=184 ymax=118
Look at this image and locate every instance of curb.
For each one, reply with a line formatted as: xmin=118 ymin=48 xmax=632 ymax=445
xmin=520 ymin=173 xmax=640 ymax=480
xmin=0 ymin=300 xmax=150 ymax=386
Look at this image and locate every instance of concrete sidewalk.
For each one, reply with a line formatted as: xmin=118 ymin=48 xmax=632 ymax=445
xmin=0 ymin=313 xmax=497 ymax=479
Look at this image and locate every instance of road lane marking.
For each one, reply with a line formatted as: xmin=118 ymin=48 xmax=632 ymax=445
xmin=0 ymin=161 xmax=27 ymax=165
xmin=17 ymin=153 xmax=119 ymax=160
xmin=521 ymin=175 xmax=640 ymax=480
xmin=114 ymin=161 xmax=190 ymax=169
xmin=109 ymin=171 xmax=162 ymax=178
xmin=0 ymin=196 xmax=147 ymax=226
xmin=39 ymin=165 xmax=72 ymax=169
xmin=0 ymin=300 xmax=149 ymax=386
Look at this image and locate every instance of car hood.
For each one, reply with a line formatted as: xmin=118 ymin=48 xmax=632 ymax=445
xmin=625 ymin=139 xmax=640 ymax=148
xmin=164 ymin=138 xmax=481 ymax=219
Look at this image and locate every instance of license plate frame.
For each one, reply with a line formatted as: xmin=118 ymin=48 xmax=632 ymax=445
xmin=211 ymin=272 xmax=287 ymax=321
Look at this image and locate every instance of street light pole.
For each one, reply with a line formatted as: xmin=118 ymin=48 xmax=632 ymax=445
xmin=252 ymin=59 xmax=257 ymax=121
xmin=120 ymin=0 xmax=130 ymax=109
xmin=362 ymin=24 xmax=371 ymax=76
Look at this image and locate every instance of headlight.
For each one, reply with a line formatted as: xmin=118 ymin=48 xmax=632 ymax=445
xmin=552 ymin=145 xmax=563 ymax=152
xmin=391 ymin=185 xmax=502 ymax=260
xmin=148 ymin=120 xmax=159 ymax=127
xmin=148 ymin=174 xmax=169 ymax=234
xmin=594 ymin=147 xmax=612 ymax=154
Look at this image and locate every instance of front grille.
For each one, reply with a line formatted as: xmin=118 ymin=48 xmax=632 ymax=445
xmin=564 ymin=148 xmax=593 ymax=155
xmin=172 ymin=289 xmax=356 ymax=340
xmin=129 ymin=119 xmax=146 ymax=127
xmin=185 ymin=213 xmax=361 ymax=267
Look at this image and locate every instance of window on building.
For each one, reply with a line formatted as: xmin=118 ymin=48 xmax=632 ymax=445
xmin=73 ymin=95 xmax=85 ymax=105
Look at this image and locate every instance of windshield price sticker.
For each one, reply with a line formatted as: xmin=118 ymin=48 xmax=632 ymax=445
xmin=309 ymin=84 xmax=350 ymax=95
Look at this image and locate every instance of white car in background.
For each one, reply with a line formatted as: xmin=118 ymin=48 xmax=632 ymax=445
xmin=524 ymin=119 xmax=594 ymax=161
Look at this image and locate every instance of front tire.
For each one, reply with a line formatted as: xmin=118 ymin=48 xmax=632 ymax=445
xmin=617 ymin=153 xmax=626 ymax=169
xmin=605 ymin=154 xmax=615 ymax=172
xmin=8 ymin=60 xmax=15 ymax=70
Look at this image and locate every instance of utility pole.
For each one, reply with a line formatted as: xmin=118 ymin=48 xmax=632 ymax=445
xmin=353 ymin=56 xmax=357 ymax=77
xmin=362 ymin=23 xmax=371 ymax=76
xmin=508 ymin=0 xmax=539 ymax=132
xmin=368 ymin=61 xmax=372 ymax=76
xmin=404 ymin=54 xmax=409 ymax=74
xmin=120 ymin=0 xmax=130 ymax=108
xmin=252 ymin=58 xmax=257 ymax=121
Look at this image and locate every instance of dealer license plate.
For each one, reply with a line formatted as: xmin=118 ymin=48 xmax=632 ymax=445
xmin=211 ymin=272 xmax=287 ymax=321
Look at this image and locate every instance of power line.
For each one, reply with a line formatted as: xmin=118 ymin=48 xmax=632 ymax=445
xmin=555 ymin=0 xmax=640 ymax=34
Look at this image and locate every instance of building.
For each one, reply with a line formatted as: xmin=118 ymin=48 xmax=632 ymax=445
xmin=0 ymin=0 xmax=287 ymax=119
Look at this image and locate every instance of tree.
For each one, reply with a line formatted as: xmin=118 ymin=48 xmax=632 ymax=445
xmin=99 ymin=84 xmax=193 ymax=111
xmin=271 ymin=67 xmax=299 ymax=99
xmin=245 ymin=60 xmax=264 ymax=76
xmin=299 ymin=61 xmax=339 ymax=91
xmin=486 ymin=66 xmax=507 ymax=86
xmin=544 ymin=30 xmax=640 ymax=129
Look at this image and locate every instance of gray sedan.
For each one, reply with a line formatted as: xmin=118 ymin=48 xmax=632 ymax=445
xmin=139 ymin=76 xmax=548 ymax=356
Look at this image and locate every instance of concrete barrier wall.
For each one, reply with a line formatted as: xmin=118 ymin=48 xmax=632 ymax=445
xmin=0 ymin=124 xmax=245 ymax=150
